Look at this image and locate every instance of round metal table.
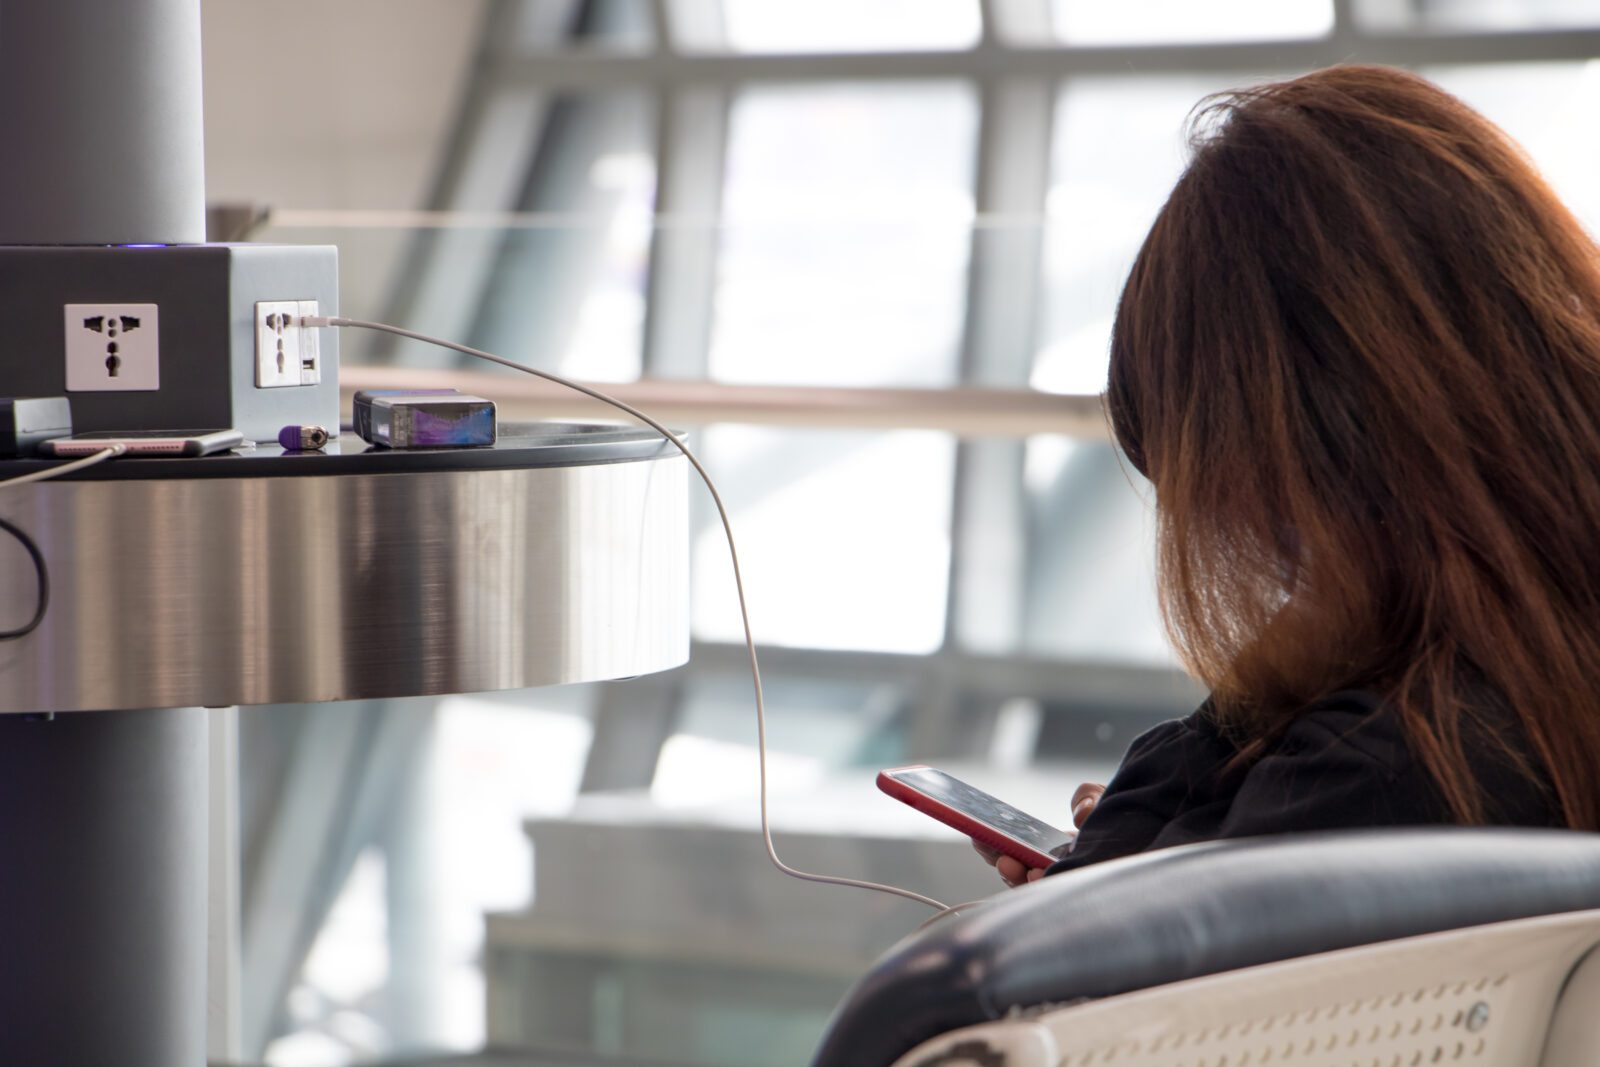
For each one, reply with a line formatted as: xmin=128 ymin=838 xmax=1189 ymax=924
xmin=0 ymin=423 xmax=689 ymax=712
xmin=0 ymin=423 xmax=689 ymax=1066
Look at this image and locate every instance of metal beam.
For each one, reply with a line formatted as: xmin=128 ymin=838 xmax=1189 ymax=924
xmin=208 ymin=707 xmax=244 ymax=1064
xmin=683 ymin=640 xmax=1202 ymax=717
xmin=581 ymin=676 xmax=681 ymax=792
xmin=640 ymin=86 xmax=730 ymax=380
xmin=376 ymin=0 xmax=575 ymax=362
xmin=240 ymin=699 xmax=440 ymax=1056
xmin=240 ymin=704 xmax=373 ymax=1056
xmin=338 ymin=366 xmax=1108 ymax=438
xmin=946 ymin=75 xmax=1055 ymax=658
xmin=468 ymin=91 xmax=653 ymax=369
xmin=496 ymin=29 xmax=1600 ymax=88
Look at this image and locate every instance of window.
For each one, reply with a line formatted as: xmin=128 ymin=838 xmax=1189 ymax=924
xmin=710 ymin=83 xmax=978 ymax=387
xmin=231 ymin=3 xmax=1600 ymax=1064
xmin=1034 ymin=74 xmax=1256 ymax=396
xmin=1053 ymin=0 xmax=1333 ymax=43
xmin=1407 ymin=0 xmax=1600 ymax=31
xmin=693 ymin=427 xmax=957 ymax=653
xmin=722 ymin=0 xmax=982 ymax=53
xmin=1427 ymin=61 xmax=1600 ymax=235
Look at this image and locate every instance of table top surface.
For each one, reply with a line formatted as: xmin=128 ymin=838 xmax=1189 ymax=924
xmin=0 ymin=421 xmax=677 ymax=481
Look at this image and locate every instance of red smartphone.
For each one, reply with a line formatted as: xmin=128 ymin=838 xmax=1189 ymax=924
xmin=877 ymin=764 xmax=1076 ymax=869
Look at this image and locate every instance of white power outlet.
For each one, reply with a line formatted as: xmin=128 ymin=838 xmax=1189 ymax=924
xmin=255 ymin=300 xmax=321 ymax=388
xmin=64 ymin=303 xmax=160 ymax=391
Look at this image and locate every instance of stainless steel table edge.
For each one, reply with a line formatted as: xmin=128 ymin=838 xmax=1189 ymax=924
xmin=0 ymin=453 xmax=689 ymax=713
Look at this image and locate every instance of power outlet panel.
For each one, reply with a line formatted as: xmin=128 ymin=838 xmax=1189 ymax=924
xmin=296 ymin=300 xmax=322 ymax=385
xmin=64 ymin=303 xmax=160 ymax=391
xmin=255 ymin=299 xmax=321 ymax=388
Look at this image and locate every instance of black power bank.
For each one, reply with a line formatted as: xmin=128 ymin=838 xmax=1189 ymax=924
xmin=0 ymin=397 xmax=71 ymax=457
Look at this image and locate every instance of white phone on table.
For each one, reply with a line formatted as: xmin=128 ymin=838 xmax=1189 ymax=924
xmin=41 ymin=428 xmax=246 ymax=457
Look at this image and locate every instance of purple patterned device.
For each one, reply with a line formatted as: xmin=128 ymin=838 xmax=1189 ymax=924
xmin=363 ymin=394 xmax=497 ymax=449
xmin=351 ymin=388 xmax=460 ymax=441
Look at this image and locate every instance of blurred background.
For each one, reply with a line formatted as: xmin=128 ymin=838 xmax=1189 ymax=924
xmin=204 ymin=1 xmax=1600 ymax=1064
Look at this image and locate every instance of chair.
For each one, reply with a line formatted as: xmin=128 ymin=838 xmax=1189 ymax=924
xmin=810 ymin=829 xmax=1600 ymax=1066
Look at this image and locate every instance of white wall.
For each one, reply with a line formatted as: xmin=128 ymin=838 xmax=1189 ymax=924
xmin=202 ymin=1 xmax=488 ymax=321
xmin=202 ymin=0 xmax=486 ymax=210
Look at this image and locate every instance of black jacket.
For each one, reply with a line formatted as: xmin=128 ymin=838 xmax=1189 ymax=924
xmin=1047 ymin=690 xmax=1560 ymax=875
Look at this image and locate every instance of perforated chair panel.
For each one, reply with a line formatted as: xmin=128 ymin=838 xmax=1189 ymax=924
xmin=893 ymin=910 xmax=1600 ymax=1067
xmin=812 ymin=830 xmax=1600 ymax=1067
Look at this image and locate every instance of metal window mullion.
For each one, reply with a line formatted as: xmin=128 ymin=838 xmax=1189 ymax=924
xmin=942 ymin=76 xmax=1056 ymax=659
xmin=498 ymin=28 xmax=1600 ymax=89
xmin=640 ymin=86 xmax=730 ymax=380
xmin=916 ymin=74 xmax=1054 ymax=758
xmin=685 ymin=640 xmax=1201 ymax=715
xmin=638 ymin=85 xmax=730 ymax=760
xmin=980 ymin=0 xmax=1055 ymax=47
xmin=635 ymin=9 xmax=731 ymax=771
xmin=378 ymin=0 xmax=590 ymax=364
xmin=581 ymin=676 xmax=682 ymax=792
xmin=655 ymin=0 xmax=728 ymax=54
xmin=466 ymin=91 xmax=652 ymax=367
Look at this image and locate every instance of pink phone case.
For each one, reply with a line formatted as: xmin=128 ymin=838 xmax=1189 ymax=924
xmin=877 ymin=766 xmax=1069 ymax=869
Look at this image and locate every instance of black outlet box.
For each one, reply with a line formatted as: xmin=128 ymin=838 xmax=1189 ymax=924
xmin=0 ymin=244 xmax=339 ymax=442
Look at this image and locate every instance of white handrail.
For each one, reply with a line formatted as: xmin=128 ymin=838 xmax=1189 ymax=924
xmin=338 ymin=365 xmax=1109 ymax=440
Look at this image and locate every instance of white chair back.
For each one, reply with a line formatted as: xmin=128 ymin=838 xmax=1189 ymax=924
xmin=889 ymin=909 xmax=1600 ymax=1067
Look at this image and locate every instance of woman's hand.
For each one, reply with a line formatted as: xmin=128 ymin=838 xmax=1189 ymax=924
xmin=973 ymin=782 xmax=1106 ymax=888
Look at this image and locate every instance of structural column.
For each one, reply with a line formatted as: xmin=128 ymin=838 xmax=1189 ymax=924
xmin=0 ymin=0 xmax=206 ymax=245
xmin=0 ymin=708 xmax=208 ymax=1065
xmin=0 ymin=2 xmax=211 ymax=1062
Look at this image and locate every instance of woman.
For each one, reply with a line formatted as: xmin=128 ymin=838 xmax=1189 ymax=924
xmin=986 ymin=63 xmax=1600 ymax=887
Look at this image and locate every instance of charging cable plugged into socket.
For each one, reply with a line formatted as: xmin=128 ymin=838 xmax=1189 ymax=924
xmin=300 ymin=313 xmax=953 ymax=915
xmin=255 ymin=300 xmax=321 ymax=388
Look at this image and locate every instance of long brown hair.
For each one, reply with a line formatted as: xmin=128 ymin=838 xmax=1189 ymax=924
xmin=1106 ymin=64 xmax=1600 ymax=828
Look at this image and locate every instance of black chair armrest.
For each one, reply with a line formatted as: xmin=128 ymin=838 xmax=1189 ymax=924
xmin=811 ymin=828 xmax=1600 ymax=1067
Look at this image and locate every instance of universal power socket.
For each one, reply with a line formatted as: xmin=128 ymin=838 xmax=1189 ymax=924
xmin=255 ymin=300 xmax=321 ymax=388
xmin=64 ymin=303 xmax=160 ymax=391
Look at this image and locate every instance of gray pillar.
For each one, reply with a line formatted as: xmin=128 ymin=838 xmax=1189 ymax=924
xmin=0 ymin=0 xmax=206 ymax=245
xmin=0 ymin=708 xmax=208 ymax=1067
xmin=0 ymin=5 xmax=215 ymax=1063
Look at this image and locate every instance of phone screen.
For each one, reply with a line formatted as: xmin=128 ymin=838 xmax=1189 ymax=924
xmin=883 ymin=766 xmax=1074 ymax=859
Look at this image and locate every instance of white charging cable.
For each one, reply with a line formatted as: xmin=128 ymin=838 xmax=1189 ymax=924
xmin=305 ymin=315 xmax=950 ymax=912
xmin=0 ymin=445 xmax=129 ymax=642
xmin=0 ymin=443 xmax=127 ymax=490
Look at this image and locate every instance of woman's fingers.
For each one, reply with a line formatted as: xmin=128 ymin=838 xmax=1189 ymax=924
xmin=977 ymin=841 xmax=1044 ymax=888
xmin=1071 ymin=782 xmax=1107 ymax=828
xmin=977 ymin=782 xmax=1108 ymax=888
xmin=994 ymin=854 xmax=1029 ymax=888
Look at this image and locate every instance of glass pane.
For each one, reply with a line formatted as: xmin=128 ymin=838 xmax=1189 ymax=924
xmin=710 ymin=83 xmax=978 ymax=387
xmin=723 ymin=0 xmax=982 ymax=52
xmin=1035 ymin=75 xmax=1250 ymax=396
xmin=692 ymin=426 xmax=957 ymax=653
xmin=505 ymin=674 xmax=1002 ymax=1067
xmin=257 ymin=690 xmax=596 ymax=1064
xmin=1408 ymin=0 xmax=1600 ymax=30
xmin=653 ymin=675 xmax=901 ymax=808
xmin=1020 ymin=439 xmax=1174 ymax=664
xmin=464 ymin=91 xmax=656 ymax=382
xmin=496 ymin=0 xmax=657 ymax=52
xmin=1427 ymin=62 xmax=1600 ymax=236
xmin=1053 ymin=0 xmax=1333 ymax=43
xmin=266 ymin=91 xmax=658 ymax=383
